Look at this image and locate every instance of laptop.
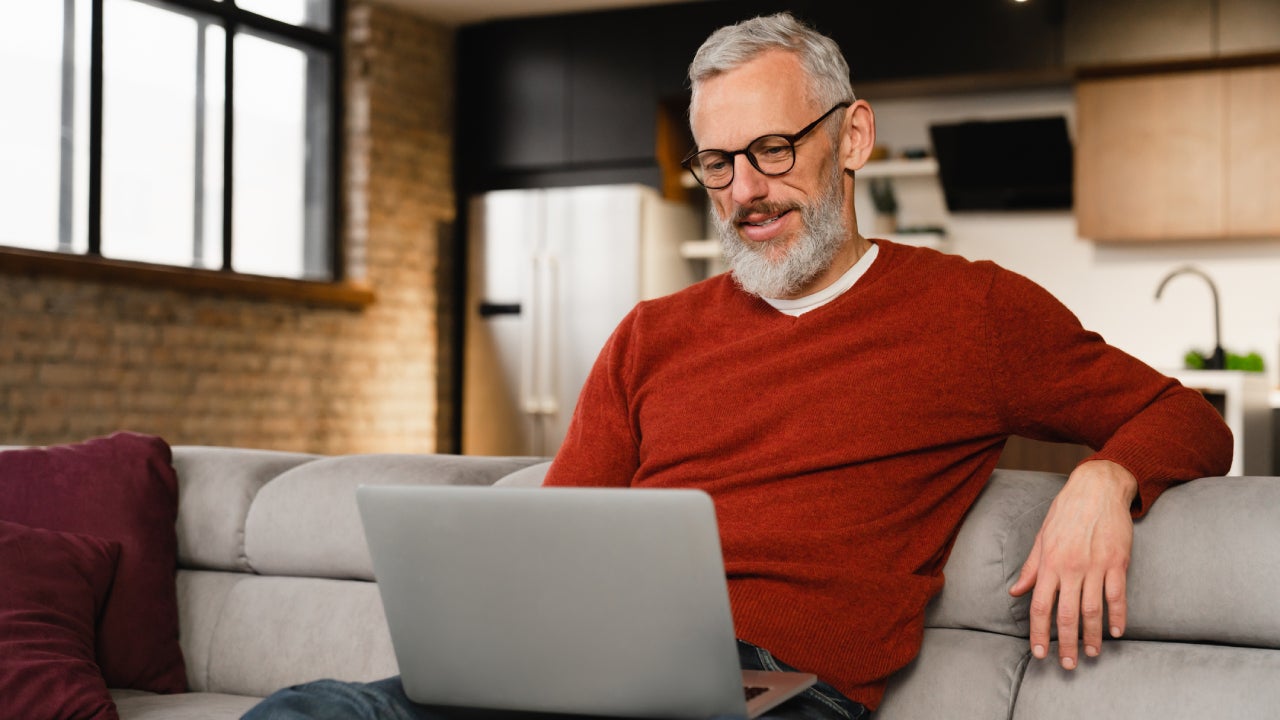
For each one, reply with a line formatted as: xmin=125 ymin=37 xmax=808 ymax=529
xmin=357 ymin=485 xmax=817 ymax=719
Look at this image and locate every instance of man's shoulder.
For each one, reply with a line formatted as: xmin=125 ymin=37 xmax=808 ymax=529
xmin=873 ymin=240 xmax=1005 ymax=296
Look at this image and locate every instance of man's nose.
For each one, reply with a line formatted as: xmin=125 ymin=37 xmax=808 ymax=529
xmin=729 ymin=153 xmax=768 ymax=206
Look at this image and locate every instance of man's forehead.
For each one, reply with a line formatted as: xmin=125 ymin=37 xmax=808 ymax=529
xmin=689 ymin=49 xmax=818 ymax=145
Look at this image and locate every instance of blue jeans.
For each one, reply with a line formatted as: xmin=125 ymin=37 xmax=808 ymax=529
xmin=242 ymin=641 xmax=868 ymax=720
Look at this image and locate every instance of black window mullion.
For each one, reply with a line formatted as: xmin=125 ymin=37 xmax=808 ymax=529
xmin=221 ymin=13 xmax=235 ymax=272
xmin=87 ymin=0 xmax=104 ymax=256
xmin=329 ymin=0 xmax=345 ymax=281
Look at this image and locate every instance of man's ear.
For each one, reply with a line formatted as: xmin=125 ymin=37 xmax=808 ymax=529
xmin=841 ymin=100 xmax=877 ymax=172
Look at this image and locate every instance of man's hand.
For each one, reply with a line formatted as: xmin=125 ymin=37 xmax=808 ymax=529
xmin=1008 ymin=459 xmax=1138 ymax=670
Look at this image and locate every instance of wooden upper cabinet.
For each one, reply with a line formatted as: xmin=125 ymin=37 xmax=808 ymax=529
xmin=1219 ymin=0 xmax=1280 ymax=55
xmin=1225 ymin=65 xmax=1280 ymax=236
xmin=1076 ymin=64 xmax=1280 ymax=241
xmin=1075 ymin=71 xmax=1225 ymax=241
xmin=1065 ymin=0 xmax=1214 ymax=67
xmin=1066 ymin=0 xmax=1280 ymax=68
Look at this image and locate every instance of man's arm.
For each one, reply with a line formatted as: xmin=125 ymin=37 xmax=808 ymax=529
xmin=983 ymin=269 xmax=1233 ymax=670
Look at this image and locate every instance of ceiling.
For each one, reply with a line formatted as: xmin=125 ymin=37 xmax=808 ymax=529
xmin=373 ymin=0 xmax=695 ymax=26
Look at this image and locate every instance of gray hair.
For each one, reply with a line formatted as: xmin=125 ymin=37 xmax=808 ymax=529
xmin=688 ymin=12 xmax=854 ymax=116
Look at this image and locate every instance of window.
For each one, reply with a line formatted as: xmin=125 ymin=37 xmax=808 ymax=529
xmin=1 ymin=0 xmax=343 ymax=283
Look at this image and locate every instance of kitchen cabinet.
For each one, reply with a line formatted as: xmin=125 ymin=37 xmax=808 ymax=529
xmin=1065 ymin=0 xmax=1213 ymax=67
xmin=1075 ymin=64 xmax=1280 ymax=241
xmin=1075 ymin=70 xmax=1224 ymax=240
xmin=456 ymin=0 xmax=1070 ymax=193
xmin=1219 ymin=0 xmax=1280 ymax=55
xmin=1066 ymin=0 xmax=1280 ymax=68
xmin=1226 ymin=65 xmax=1280 ymax=236
xmin=456 ymin=18 xmax=570 ymax=184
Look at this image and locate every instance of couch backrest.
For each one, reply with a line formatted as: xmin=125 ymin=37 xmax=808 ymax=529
xmin=877 ymin=470 xmax=1280 ymax=720
xmin=170 ymin=447 xmax=545 ymax=696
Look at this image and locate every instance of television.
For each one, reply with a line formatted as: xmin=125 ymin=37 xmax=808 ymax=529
xmin=928 ymin=116 xmax=1073 ymax=212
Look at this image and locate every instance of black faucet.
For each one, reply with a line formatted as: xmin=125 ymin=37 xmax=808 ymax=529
xmin=1154 ymin=265 xmax=1225 ymax=370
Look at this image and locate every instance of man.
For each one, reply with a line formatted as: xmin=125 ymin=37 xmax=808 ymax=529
xmin=543 ymin=10 xmax=1230 ymax=717
xmin=246 ymin=12 xmax=1230 ymax=720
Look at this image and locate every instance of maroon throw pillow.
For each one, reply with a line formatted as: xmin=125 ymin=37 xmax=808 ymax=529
xmin=0 ymin=519 xmax=121 ymax=720
xmin=0 ymin=432 xmax=186 ymax=693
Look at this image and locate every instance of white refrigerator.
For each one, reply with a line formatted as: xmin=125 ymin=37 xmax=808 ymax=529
xmin=462 ymin=184 xmax=702 ymax=456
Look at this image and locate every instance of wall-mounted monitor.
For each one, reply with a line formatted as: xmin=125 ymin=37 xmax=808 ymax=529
xmin=929 ymin=116 xmax=1073 ymax=212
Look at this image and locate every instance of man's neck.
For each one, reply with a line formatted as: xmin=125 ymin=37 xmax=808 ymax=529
xmin=777 ymin=233 xmax=873 ymax=300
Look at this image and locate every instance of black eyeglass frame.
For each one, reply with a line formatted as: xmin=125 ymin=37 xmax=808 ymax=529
xmin=680 ymin=101 xmax=852 ymax=190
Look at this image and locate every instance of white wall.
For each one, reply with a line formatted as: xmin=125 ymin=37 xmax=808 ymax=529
xmin=854 ymin=87 xmax=1280 ymax=389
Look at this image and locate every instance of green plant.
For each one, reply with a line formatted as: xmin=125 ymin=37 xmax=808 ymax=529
xmin=1183 ymin=349 xmax=1264 ymax=372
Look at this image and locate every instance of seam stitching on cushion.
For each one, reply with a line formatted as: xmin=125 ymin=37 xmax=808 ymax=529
xmin=1002 ymin=495 xmax=1058 ymax=633
xmin=1007 ymin=649 xmax=1033 ymax=719
xmin=202 ymin=574 xmax=243 ymax=692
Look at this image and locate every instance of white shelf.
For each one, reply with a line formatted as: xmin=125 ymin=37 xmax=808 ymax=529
xmin=859 ymin=157 xmax=938 ymax=178
xmin=680 ymin=239 xmax=721 ymax=259
xmin=884 ymin=231 xmax=947 ymax=249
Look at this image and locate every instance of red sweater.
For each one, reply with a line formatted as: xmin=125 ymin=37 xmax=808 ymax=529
xmin=544 ymin=240 xmax=1232 ymax=709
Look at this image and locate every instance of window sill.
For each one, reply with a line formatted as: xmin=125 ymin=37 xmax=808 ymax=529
xmin=0 ymin=246 xmax=375 ymax=310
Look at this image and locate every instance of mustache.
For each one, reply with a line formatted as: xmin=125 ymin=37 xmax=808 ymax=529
xmin=730 ymin=202 xmax=801 ymax=224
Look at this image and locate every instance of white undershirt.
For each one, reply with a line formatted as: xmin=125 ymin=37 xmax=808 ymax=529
xmin=763 ymin=242 xmax=880 ymax=317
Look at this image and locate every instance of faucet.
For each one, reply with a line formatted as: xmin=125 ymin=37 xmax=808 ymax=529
xmin=1154 ymin=265 xmax=1225 ymax=370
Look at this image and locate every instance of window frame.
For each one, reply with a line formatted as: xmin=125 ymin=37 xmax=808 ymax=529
xmin=0 ymin=0 xmax=366 ymax=307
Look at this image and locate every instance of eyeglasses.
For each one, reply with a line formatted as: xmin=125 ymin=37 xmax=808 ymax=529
xmin=681 ymin=102 xmax=851 ymax=190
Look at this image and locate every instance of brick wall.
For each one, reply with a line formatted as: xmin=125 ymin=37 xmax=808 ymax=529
xmin=0 ymin=1 xmax=456 ymax=454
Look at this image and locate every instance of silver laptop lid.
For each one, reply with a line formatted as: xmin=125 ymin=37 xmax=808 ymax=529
xmin=357 ymin=485 xmax=749 ymax=719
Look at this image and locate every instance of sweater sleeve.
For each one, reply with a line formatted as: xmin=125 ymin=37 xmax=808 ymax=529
xmin=981 ymin=267 xmax=1233 ymax=516
xmin=543 ymin=308 xmax=642 ymax=488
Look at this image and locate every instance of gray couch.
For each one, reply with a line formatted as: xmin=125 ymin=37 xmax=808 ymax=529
xmin=113 ymin=447 xmax=1280 ymax=719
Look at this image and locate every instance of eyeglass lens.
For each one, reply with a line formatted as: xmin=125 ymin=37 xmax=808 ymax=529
xmin=691 ymin=136 xmax=795 ymax=188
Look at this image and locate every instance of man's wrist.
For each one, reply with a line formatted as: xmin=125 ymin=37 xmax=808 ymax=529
xmin=1074 ymin=459 xmax=1139 ymax=504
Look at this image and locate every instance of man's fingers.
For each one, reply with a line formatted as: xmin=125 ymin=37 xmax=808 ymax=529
xmin=1027 ymin=575 xmax=1057 ymax=660
xmin=1105 ymin=566 xmax=1128 ymax=639
xmin=1080 ymin=573 xmax=1105 ymax=658
xmin=1055 ymin=577 xmax=1082 ymax=670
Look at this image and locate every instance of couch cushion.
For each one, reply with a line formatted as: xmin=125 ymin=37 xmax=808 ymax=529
xmin=0 ymin=519 xmax=120 ymax=720
xmin=875 ymin=628 xmax=1028 ymax=720
xmin=1012 ymin=640 xmax=1280 ymax=719
xmin=494 ymin=460 xmax=553 ymax=487
xmin=1122 ymin=476 xmax=1280 ymax=647
xmin=201 ymin=575 xmax=398 ymax=696
xmin=0 ymin=433 xmax=186 ymax=693
xmin=171 ymin=447 xmax=318 ymax=572
xmin=243 ymin=454 xmax=546 ymax=580
xmin=923 ymin=469 xmax=1062 ymax=637
xmin=111 ymin=690 xmax=260 ymax=720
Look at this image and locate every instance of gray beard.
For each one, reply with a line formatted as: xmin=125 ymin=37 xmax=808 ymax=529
xmin=713 ymin=166 xmax=850 ymax=299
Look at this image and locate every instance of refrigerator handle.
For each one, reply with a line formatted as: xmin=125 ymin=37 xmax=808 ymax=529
xmin=521 ymin=254 xmax=541 ymax=416
xmin=540 ymin=254 xmax=560 ymax=416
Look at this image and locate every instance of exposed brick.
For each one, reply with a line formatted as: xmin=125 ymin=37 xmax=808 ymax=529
xmin=0 ymin=1 xmax=456 ymax=454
